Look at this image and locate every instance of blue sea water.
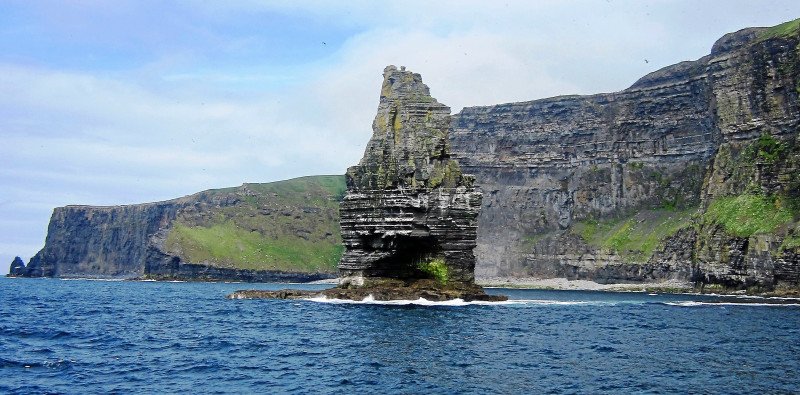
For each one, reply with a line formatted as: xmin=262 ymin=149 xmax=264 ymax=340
xmin=1 ymin=277 xmax=799 ymax=394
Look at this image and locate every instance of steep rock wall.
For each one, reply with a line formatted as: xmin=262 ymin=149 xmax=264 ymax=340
xmin=11 ymin=176 xmax=345 ymax=280
xmin=451 ymin=51 xmax=715 ymax=280
xmin=11 ymin=20 xmax=800 ymax=290
xmin=694 ymin=25 xmax=800 ymax=288
xmin=451 ymin=21 xmax=800 ymax=288
xmin=18 ymin=202 xmax=185 ymax=278
xmin=339 ymin=66 xmax=482 ymax=285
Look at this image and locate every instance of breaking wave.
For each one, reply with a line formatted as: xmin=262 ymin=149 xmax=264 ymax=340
xmin=664 ymin=301 xmax=800 ymax=307
xmin=305 ymin=295 xmax=608 ymax=306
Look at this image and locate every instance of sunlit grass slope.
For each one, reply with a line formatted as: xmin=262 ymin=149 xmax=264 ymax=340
xmin=165 ymin=175 xmax=346 ymax=273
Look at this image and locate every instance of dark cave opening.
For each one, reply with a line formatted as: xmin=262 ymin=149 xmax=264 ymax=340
xmin=369 ymin=234 xmax=441 ymax=280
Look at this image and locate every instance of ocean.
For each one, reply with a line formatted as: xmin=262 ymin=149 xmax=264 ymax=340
xmin=1 ymin=277 xmax=798 ymax=394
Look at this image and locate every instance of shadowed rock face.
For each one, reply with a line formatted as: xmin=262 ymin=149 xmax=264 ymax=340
xmin=338 ymin=65 xmax=482 ymax=285
xmin=9 ymin=257 xmax=25 ymax=275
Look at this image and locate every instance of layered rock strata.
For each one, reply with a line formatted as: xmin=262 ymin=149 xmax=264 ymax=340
xmin=11 ymin=20 xmax=800 ymax=292
xmin=338 ymin=65 xmax=483 ymax=287
xmin=9 ymin=177 xmax=344 ymax=281
xmin=228 ymin=66 xmax=502 ymax=301
xmin=450 ymin=21 xmax=800 ymax=290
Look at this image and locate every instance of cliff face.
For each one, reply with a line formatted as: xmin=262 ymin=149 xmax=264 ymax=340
xmin=11 ymin=176 xmax=345 ymax=281
xmin=450 ymin=20 xmax=800 ymax=289
xmin=451 ymin=56 xmax=713 ymax=280
xmin=12 ymin=20 xmax=800 ymax=290
xmin=338 ymin=66 xmax=482 ymax=285
xmin=12 ymin=202 xmax=185 ymax=278
xmin=692 ymin=24 xmax=800 ymax=288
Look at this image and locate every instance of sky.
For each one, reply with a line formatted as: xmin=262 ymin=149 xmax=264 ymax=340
xmin=2 ymin=0 xmax=799 ymax=274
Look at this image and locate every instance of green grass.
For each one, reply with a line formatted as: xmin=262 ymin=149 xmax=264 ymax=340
xmin=758 ymin=18 xmax=800 ymax=41
xmin=164 ymin=175 xmax=346 ymax=273
xmin=166 ymin=222 xmax=343 ymax=272
xmin=417 ymin=258 xmax=449 ymax=284
xmin=243 ymin=175 xmax=347 ymax=204
xmin=704 ymin=194 xmax=794 ymax=238
xmin=741 ymin=133 xmax=786 ymax=164
xmin=782 ymin=234 xmax=800 ymax=251
xmin=572 ymin=207 xmax=698 ymax=262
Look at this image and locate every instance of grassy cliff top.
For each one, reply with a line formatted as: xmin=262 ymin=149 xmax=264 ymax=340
xmin=758 ymin=17 xmax=800 ymax=41
xmin=164 ymin=175 xmax=346 ymax=273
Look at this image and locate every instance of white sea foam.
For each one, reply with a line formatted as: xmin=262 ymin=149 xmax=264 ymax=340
xmin=304 ymin=295 xmax=604 ymax=306
xmin=59 ymin=278 xmax=126 ymax=282
xmin=665 ymin=301 xmax=800 ymax=307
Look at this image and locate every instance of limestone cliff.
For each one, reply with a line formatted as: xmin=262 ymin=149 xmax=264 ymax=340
xmin=450 ymin=19 xmax=800 ymax=290
xmin=338 ymin=65 xmax=482 ymax=285
xmin=10 ymin=176 xmax=345 ymax=281
xmin=12 ymin=19 xmax=800 ymax=291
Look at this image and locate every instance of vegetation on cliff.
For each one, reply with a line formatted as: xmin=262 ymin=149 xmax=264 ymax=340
xmin=164 ymin=175 xmax=345 ymax=273
xmin=757 ymin=17 xmax=800 ymax=41
xmin=417 ymin=258 xmax=449 ymax=284
xmin=703 ymin=194 xmax=793 ymax=238
xmin=572 ymin=207 xmax=697 ymax=262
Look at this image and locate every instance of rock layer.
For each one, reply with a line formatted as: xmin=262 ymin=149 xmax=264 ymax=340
xmin=450 ymin=21 xmax=800 ymax=289
xmin=10 ymin=176 xmax=344 ymax=281
xmin=338 ymin=65 xmax=482 ymax=286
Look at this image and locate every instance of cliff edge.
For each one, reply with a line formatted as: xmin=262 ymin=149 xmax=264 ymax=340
xmin=10 ymin=176 xmax=345 ymax=281
xmin=11 ymin=19 xmax=800 ymax=292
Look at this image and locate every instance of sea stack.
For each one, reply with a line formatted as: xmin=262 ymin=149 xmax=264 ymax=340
xmin=229 ymin=66 xmax=503 ymax=301
xmin=338 ymin=65 xmax=483 ymax=287
xmin=8 ymin=256 xmax=25 ymax=276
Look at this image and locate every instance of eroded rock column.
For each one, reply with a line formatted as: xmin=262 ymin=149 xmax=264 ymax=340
xmin=338 ymin=65 xmax=482 ymax=286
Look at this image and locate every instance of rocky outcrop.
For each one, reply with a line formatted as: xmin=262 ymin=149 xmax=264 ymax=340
xmin=9 ymin=257 xmax=25 ymax=276
xmin=229 ymin=65 xmax=501 ymax=301
xmin=449 ymin=20 xmax=800 ymax=290
xmin=228 ymin=279 xmax=506 ymax=302
xmin=338 ymin=65 xmax=482 ymax=286
xmin=10 ymin=176 xmax=344 ymax=281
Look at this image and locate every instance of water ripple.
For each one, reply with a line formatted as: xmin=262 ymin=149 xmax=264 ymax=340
xmin=1 ymin=277 xmax=799 ymax=394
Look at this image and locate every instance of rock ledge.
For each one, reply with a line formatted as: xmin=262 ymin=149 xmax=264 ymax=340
xmin=227 ymin=278 xmax=507 ymax=302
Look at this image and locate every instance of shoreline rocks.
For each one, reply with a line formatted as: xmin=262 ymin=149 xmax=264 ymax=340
xmin=227 ymin=278 xmax=507 ymax=302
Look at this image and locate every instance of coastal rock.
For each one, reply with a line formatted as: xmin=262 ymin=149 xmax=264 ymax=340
xmin=450 ymin=21 xmax=800 ymax=290
xmin=338 ymin=65 xmax=483 ymax=286
xmin=9 ymin=256 xmax=25 ymax=276
xmin=229 ymin=66 xmax=500 ymax=302
xmin=228 ymin=279 xmax=506 ymax=302
xmin=13 ymin=19 xmax=800 ymax=293
xmin=11 ymin=176 xmax=344 ymax=281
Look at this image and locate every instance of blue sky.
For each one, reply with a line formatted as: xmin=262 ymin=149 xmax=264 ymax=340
xmin=2 ymin=1 xmax=800 ymax=273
